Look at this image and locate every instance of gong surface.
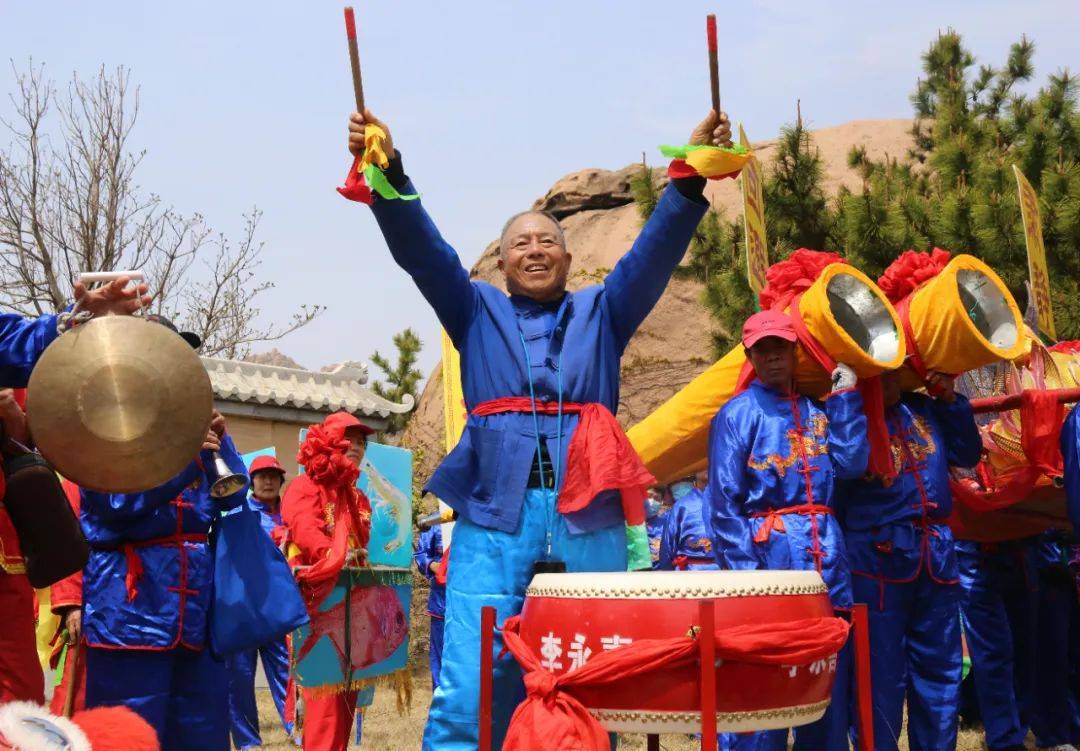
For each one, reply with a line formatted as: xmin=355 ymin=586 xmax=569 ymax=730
xmin=27 ymin=316 xmax=213 ymax=493
xmin=825 ymin=271 xmax=901 ymax=363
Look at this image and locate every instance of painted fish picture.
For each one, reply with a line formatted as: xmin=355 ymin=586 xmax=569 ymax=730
xmin=292 ymin=568 xmax=412 ymax=689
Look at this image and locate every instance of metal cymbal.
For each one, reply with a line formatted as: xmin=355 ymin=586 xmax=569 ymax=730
xmin=27 ymin=316 xmax=213 ymax=493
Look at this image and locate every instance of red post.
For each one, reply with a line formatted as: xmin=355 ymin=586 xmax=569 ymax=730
xmin=479 ymin=606 xmax=496 ymax=751
xmin=646 ymin=735 xmax=660 ymax=751
xmin=969 ymin=386 xmax=1080 ymax=414
xmin=698 ymin=599 xmax=718 ymax=751
xmin=851 ymin=603 xmax=875 ymax=751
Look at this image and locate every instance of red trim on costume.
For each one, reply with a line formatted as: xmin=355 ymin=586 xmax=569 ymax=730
xmin=850 ymin=414 xmax=957 ymax=610
xmin=672 ymin=555 xmax=717 ymax=570
xmin=471 ymin=398 xmax=654 ymax=525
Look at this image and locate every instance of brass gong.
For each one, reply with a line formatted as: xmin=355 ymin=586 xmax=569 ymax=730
xmin=27 ymin=316 xmax=214 ymax=493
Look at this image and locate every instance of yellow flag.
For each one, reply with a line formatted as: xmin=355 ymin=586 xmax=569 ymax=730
xmin=1013 ymin=165 xmax=1056 ymax=339
xmin=739 ymin=124 xmax=768 ymax=296
xmin=441 ymin=329 xmax=467 ymax=453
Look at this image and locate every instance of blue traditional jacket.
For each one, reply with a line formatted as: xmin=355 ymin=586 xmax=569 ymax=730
xmin=80 ymin=435 xmax=248 ymax=649
xmin=646 ymin=506 xmax=669 ymax=568
xmin=0 ymin=313 xmax=59 ymax=385
xmin=1061 ymin=407 xmax=1080 ymax=530
xmin=414 ymin=525 xmax=446 ymax=619
xmin=369 ymin=173 xmax=706 ymax=534
xmin=838 ymin=393 xmax=981 ymax=588
xmin=657 ymin=488 xmax=718 ymax=571
xmin=707 ymin=381 xmax=867 ymax=607
xmin=245 ymin=494 xmax=283 ymax=539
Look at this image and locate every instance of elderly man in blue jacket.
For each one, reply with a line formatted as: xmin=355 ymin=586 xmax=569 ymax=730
xmin=348 ymin=106 xmax=729 ymax=750
xmin=838 ymin=370 xmax=981 ymax=751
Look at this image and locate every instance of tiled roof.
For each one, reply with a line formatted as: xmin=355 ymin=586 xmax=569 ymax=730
xmin=201 ymin=358 xmax=414 ymax=418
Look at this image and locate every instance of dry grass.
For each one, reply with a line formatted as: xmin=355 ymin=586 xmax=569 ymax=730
xmin=250 ymin=682 xmax=1000 ymax=750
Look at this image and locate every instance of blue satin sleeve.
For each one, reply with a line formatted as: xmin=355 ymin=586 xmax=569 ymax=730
xmin=414 ymin=527 xmax=441 ymax=583
xmin=603 ymin=186 xmax=708 ymax=354
xmin=930 ymin=393 xmax=982 ymax=468
xmin=656 ymin=506 xmax=680 ymax=571
xmin=200 ymin=434 xmax=249 ymax=510
xmin=707 ymin=404 xmax=760 ymax=570
xmin=81 ymin=462 xmax=202 ymax=522
xmin=0 ymin=313 xmax=60 ymax=386
xmin=823 ymin=388 xmax=869 ymax=480
xmin=1062 ymin=409 xmax=1080 ymax=530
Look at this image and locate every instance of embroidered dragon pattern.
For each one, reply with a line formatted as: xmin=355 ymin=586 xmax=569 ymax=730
xmin=748 ymin=414 xmax=829 ymax=477
xmin=890 ymin=415 xmax=938 ymax=475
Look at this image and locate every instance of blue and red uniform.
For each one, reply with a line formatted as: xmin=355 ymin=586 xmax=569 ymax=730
xmin=838 ymin=392 xmax=981 ymax=751
xmin=225 ymin=492 xmax=294 ymax=750
xmin=414 ymin=525 xmax=446 ymax=690
xmin=80 ymin=435 xmax=248 ymax=751
xmin=368 ymin=152 xmax=707 ymax=750
xmin=707 ymin=380 xmax=867 ymax=751
xmin=657 ymin=487 xmax=717 ymax=571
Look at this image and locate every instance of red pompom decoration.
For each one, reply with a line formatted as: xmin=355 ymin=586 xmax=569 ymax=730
xmin=758 ymin=249 xmax=846 ymax=311
xmin=877 ymin=248 xmax=952 ymax=303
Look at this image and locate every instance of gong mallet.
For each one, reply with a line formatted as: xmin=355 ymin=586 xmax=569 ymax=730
xmin=706 ymin=14 xmax=720 ymax=115
xmin=344 ymin=7 xmax=365 ymax=113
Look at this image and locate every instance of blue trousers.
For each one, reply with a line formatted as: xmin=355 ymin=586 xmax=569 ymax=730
xmin=226 ymin=637 xmax=293 ymax=749
xmin=719 ymin=640 xmax=852 ymax=751
xmin=430 ymin=615 xmax=445 ymax=690
xmin=851 ymin=569 xmax=962 ymax=751
xmin=420 ymin=488 xmax=627 ymax=751
xmin=956 ymin=540 xmax=1037 ymax=750
xmin=86 ymin=645 xmax=228 ymax=751
xmin=1031 ymin=561 xmax=1080 ymax=746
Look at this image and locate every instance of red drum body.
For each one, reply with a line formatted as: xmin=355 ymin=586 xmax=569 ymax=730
xmin=518 ymin=570 xmax=838 ymax=734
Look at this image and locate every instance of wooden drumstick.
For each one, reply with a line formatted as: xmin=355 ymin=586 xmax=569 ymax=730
xmin=63 ymin=640 xmax=80 ymax=718
xmin=707 ymin=14 xmax=720 ymax=115
xmin=344 ymin=7 xmax=365 ymax=113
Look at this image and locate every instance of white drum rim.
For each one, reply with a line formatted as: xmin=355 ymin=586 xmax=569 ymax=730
xmin=589 ymin=698 xmax=829 ymax=734
xmin=526 ymin=570 xmax=827 ymax=600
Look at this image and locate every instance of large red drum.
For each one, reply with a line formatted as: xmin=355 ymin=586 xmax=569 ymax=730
xmin=518 ymin=570 xmax=839 ymax=734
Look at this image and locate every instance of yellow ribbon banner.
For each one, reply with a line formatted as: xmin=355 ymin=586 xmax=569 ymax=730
xmin=739 ymin=125 xmax=768 ymax=296
xmin=1013 ymin=165 xmax=1056 ymax=339
xmin=441 ymin=330 xmax=467 ymax=453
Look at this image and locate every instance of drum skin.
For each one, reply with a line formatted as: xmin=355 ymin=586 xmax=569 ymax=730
xmin=518 ymin=570 xmax=838 ymax=734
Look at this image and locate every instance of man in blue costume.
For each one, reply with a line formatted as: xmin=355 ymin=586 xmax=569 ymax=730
xmin=79 ymin=320 xmax=250 ymax=751
xmin=645 ymin=487 xmax=669 ymax=568
xmin=348 ymin=106 xmax=729 ymax=750
xmin=838 ymin=369 xmax=981 ymax=751
xmin=658 ymin=472 xmax=716 ymax=571
xmin=414 ymin=523 xmax=447 ymax=690
xmin=226 ymin=455 xmax=297 ymax=750
xmin=707 ymin=309 xmax=865 ymax=751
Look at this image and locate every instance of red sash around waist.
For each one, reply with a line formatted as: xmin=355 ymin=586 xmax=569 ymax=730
xmin=471 ymin=398 xmax=655 ymax=525
xmin=749 ymin=504 xmax=833 ymax=544
xmin=93 ymin=533 xmax=208 ymax=604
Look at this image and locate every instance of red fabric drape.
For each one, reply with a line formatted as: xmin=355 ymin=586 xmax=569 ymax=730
xmin=337 ymin=155 xmax=373 ymax=204
xmin=471 ymin=398 xmax=655 ymax=526
xmin=500 ymin=614 xmax=850 ymax=751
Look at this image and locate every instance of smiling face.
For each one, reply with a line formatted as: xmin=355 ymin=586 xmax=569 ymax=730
xmin=497 ymin=212 xmax=572 ymax=303
xmin=746 ymin=337 xmax=796 ymax=394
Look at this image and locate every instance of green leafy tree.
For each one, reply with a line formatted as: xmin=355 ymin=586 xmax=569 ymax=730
xmin=838 ymin=30 xmax=1080 ymax=336
xmin=370 ymin=328 xmax=423 ymax=432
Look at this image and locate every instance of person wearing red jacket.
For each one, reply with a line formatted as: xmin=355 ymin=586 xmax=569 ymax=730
xmin=0 ymin=389 xmax=42 ymax=705
xmin=281 ymin=411 xmax=373 ymax=751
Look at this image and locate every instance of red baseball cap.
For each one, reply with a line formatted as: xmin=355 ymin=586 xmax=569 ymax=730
xmin=249 ymin=455 xmax=286 ymax=477
xmin=323 ymin=411 xmax=375 ymax=437
xmin=742 ymin=310 xmax=798 ymax=348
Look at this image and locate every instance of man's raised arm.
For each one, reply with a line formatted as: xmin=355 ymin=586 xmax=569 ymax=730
xmin=603 ymin=111 xmax=732 ymax=353
xmin=349 ymin=111 xmax=477 ymax=345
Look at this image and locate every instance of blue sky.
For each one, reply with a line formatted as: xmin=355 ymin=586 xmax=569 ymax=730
xmin=1 ymin=1 xmax=1076 ymax=380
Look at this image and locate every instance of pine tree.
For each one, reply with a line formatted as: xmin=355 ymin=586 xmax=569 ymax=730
xmin=370 ymin=328 xmax=423 ymax=432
